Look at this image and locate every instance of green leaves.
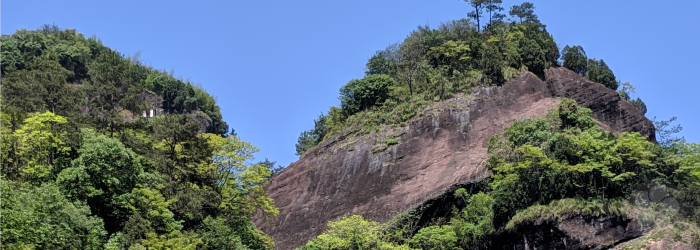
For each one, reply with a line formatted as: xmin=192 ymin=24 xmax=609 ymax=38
xmin=340 ymin=74 xmax=395 ymax=116
xmin=409 ymin=225 xmax=459 ymax=250
xmin=203 ymin=133 xmax=278 ymax=219
xmin=300 ymin=215 xmax=413 ymax=250
xmin=487 ymin=99 xmax=657 ymax=227
xmin=586 ymin=58 xmax=618 ymax=90
xmin=451 ymin=192 xmax=494 ymax=249
xmin=1 ymin=180 xmax=107 ymax=249
xmin=7 ymin=111 xmax=70 ymax=181
xmin=58 ymin=128 xmax=145 ymax=233
xmin=562 ymin=45 xmax=588 ymax=76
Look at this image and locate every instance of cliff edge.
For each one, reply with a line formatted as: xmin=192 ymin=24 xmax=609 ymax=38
xmin=254 ymin=67 xmax=656 ymax=249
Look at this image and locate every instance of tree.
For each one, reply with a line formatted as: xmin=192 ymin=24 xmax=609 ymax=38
xmin=339 ymin=74 xmax=395 ymax=115
xmin=618 ymin=82 xmax=647 ymax=114
xmin=487 ymin=99 xmax=656 ymax=227
xmin=0 ymin=67 xmax=41 ymax=129
xmin=652 ymin=116 xmax=684 ymax=148
xmin=300 ymin=215 xmax=411 ymax=250
xmin=399 ymin=31 xmax=425 ymax=95
xmin=366 ymin=43 xmax=401 ymax=77
xmin=485 ymin=0 xmax=504 ymax=26
xmin=202 ymin=133 xmax=279 ymax=219
xmin=561 ymin=45 xmax=588 ymax=76
xmin=258 ymin=158 xmax=285 ymax=179
xmin=508 ymin=2 xmax=538 ymax=23
xmin=195 ymin=216 xmax=248 ymax=250
xmin=150 ymin=114 xmax=209 ymax=184
xmin=8 ymin=111 xmax=71 ymax=181
xmin=1 ymin=180 xmax=107 ymax=249
xmin=57 ymin=128 xmax=145 ymax=233
xmin=295 ymin=113 xmax=328 ymax=157
xmin=465 ymin=0 xmax=487 ymax=32
xmin=587 ymin=58 xmax=618 ymax=90
xmin=481 ymin=42 xmax=504 ymax=85
xmin=450 ymin=192 xmax=494 ymax=249
xmin=86 ymin=48 xmax=146 ymax=136
xmin=409 ymin=225 xmax=459 ymax=250
xmin=518 ymin=37 xmax=546 ymax=75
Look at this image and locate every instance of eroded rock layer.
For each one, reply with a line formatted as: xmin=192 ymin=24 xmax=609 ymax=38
xmin=254 ymin=67 xmax=655 ymax=249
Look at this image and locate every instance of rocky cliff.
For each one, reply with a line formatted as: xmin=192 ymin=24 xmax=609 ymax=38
xmin=254 ymin=67 xmax=656 ymax=249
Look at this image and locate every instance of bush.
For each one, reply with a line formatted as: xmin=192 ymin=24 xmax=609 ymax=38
xmin=384 ymin=139 xmax=399 ymax=145
xmin=340 ymin=74 xmax=395 ymax=116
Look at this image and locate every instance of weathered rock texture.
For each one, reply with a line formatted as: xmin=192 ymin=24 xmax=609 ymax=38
xmin=493 ymin=215 xmax=651 ymax=250
xmin=254 ymin=67 xmax=656 ymax=249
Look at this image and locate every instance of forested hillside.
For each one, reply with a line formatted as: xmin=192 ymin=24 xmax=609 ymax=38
xmin=1 ymin=25 xmax=280 ymax=249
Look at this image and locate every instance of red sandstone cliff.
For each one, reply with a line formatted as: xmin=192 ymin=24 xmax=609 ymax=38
xmin=254 ymin=67 xmax=655 ymax=249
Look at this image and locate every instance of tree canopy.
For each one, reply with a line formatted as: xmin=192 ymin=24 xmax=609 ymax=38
xmin=0 ymin=25 xmax=275 ymax=249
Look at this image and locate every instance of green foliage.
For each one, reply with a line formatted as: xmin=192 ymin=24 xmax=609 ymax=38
xmin=2 ymin=111 xmax=71 ymax=182
xmin=366 ymin=44 xmax=401 ymax=77
xmin=0 ymin=25 xmax=269 ymax=250
xmin=295 ymin=113 xmax=329 ymax=157
xmin=1 ymin=180 xmax=107 ymax=249
xmin=450 ymin=192 xmax=494 ymax=249
xmin=509 ymin=2 xmax=538 ymax=23
xmin=487 ymin=99 xmax=657 ymax=227
xmin=57 ymin=128 xmax=145 ymax=232
xmin=340 ymin=74 xmax=395 ymax=116
xmin=652 ymin=116 xmax=685 ymax=148
xmin=671 ymin=142 xmax=700 ymax=224
xmin=408 ymin=225 xmax=459 ymax=250
xmin=618 ymin=82 xmax=647 ymax=114
xmin=203 ymin=133 xmax=279 ymax=219
xmin=505 ymin=198 xmax=629 ymax=230
xmin=130 ymin=231 xmax=202 ymax=250
xmin=586 ymin=58 xmax=618 ymax=90
xmin=384 ymin=138 xmax=399 ymax=145
xmin=299 ymin=214 xmax=413 ymax=250
xmin=518 ymin=37 xmax=546 ymax=75
xmin=196 ymin=216 xmax=249 ymax=250
xmin=562 ymin=45 xmax=588 ymax=76
xmin=297 ymin=4 xmax=566 ymax=148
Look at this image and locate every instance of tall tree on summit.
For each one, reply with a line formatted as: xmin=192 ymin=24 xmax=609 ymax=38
xmin=485 ymin=0 xmax=504 ymax=25
xmin=509 ymin=2 xmax=538 ymax=23
xmin=465 ymin=0 xmax=487 ymax=32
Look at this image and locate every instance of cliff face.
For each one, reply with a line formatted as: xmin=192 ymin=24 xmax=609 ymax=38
xmin=255 ymin=67 xmax=656 ymax=249
xmin=493 ymin=215 xmax=651 ymax=250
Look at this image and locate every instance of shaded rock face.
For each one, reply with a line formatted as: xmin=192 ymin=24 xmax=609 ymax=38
xmin=254 ymin=67 xmax=655 ymax=249
xmin=188 ymin=112 xmax=214 ymax=134
xmin=493 ymin=215 xmax=650 ymax=250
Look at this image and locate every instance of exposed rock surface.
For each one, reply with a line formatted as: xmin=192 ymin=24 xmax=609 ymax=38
xmin=189 ymin=111 xmax=214 ymax=134
xmin=493 ymin=215 xmax=651 ymax=250
xmin=254 ymin=67 xmax=656 ymax=249
xmin=612 ymin=224 xmax=700 ymax=250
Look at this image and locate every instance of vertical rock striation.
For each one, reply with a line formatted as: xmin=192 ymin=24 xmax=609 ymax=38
xmin=254 ymin=67 xmax=655 ymax=249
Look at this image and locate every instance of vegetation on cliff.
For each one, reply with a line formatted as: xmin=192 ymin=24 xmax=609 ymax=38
xmin=299 ymin=99 xmax=700 ymax=249
xmin=294 ymin=1 xmax=646 ymax=157
xmin=1 ymin=26 xmax=279 ymax=249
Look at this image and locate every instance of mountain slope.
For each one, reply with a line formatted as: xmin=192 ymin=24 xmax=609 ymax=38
xmin=254 ymin=67 xmax=654 ymax=249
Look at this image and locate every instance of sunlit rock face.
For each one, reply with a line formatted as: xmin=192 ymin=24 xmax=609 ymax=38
xmin=254 ymin=67 xmax=655 ymax=250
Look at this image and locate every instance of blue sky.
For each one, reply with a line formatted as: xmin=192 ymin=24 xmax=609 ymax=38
xmin=3 ymin=0 xmax=698 ymax=167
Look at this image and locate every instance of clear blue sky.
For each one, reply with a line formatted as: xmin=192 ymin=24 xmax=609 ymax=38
xmin=3 ymin=0 xmax=698 ymax=167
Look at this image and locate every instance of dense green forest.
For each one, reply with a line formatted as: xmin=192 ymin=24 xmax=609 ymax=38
xmin=292 ymin=1 xmax=700 ymax=249
xmin=1 ymin=25 xmax=280 ymax=249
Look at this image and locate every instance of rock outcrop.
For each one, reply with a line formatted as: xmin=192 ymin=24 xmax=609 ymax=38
xmin=254 ymin=67 xmax=656 ymax=249
xmin=494 ymin=215 xmax=651 ymax=250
